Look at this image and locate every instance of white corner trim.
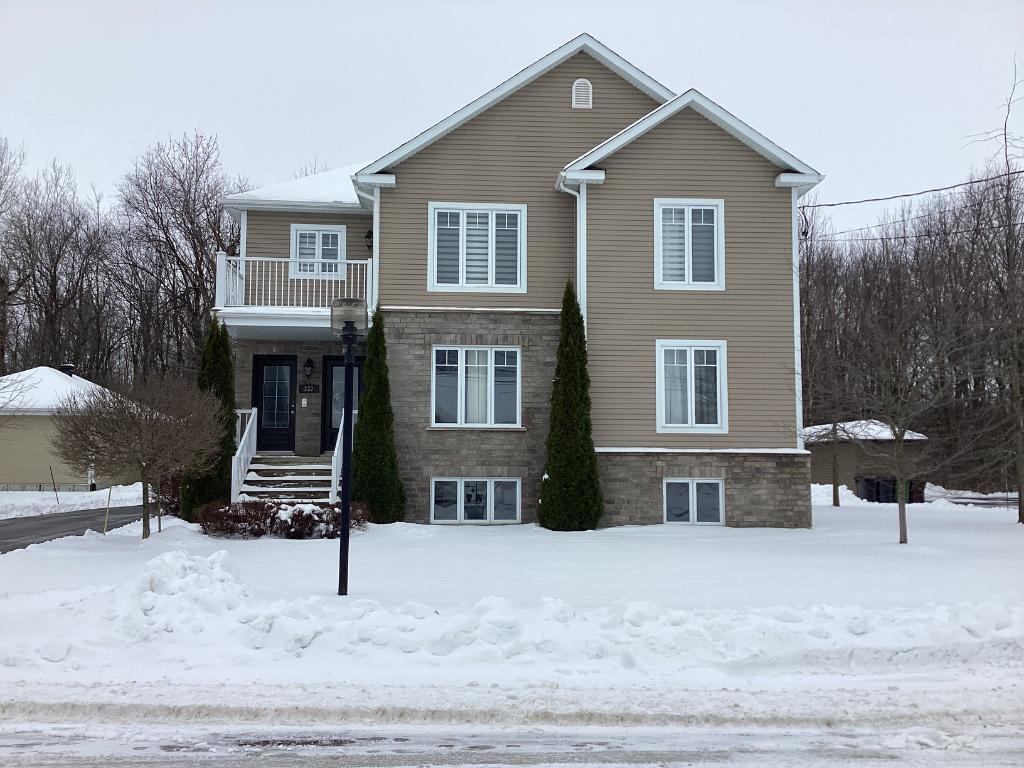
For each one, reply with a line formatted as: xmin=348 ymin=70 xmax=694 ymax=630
xmin=596 ymin=447 xmax=811 ymax=455
xmin=357 ymin=34 xmax=674 ymax=177
xmin=791 ymin=186 xmax=804 ymax=450
xmin=653 ymin=198 xmax=726 ymax=291
xmin=238 ymin=210 xmax=247 ymax=275
xmin=655 ymin=339 xmax=729 ymax=434
xmin=564 ymin=89 xmax=821 ymax=181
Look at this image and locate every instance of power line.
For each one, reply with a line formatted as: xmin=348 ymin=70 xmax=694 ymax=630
xmin=800 ymin=169 xmax=1024 ymax=209
xmin=814 ymin=222 xmax=1014 ymax=244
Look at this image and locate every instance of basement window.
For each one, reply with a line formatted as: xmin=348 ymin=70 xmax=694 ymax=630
xmin=431 ymin=478 xmax=521 ymax=524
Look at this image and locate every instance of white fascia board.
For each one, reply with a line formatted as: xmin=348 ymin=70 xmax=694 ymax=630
xmin=595 ymin=447 xmax=811 ymax=455
xmin=353 ymin=173 xmax=396 ymax=188
xmin=216 ymin=307 xmax=330 ymax=326
xmin=564 ymin=89 xmax=822 ymax=182
xmin=222 ymin=198 xmax=368 ymax=215
xmin=776 ymin=172 xmax=825 ymax=198
xmin=357 ymin=33 xmax=674 ymax=177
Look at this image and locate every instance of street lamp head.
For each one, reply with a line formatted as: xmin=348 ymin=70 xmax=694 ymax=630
xmin=330 ymin=297 xmax=367 ymax=337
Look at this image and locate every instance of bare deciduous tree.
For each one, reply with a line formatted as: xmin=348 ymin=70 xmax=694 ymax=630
xmin=50 ymin=377 xmax=222 ymax=538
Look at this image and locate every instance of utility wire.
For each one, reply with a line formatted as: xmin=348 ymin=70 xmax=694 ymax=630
xmin=800 ymin=169 xmax=1024 ymax=209
xmin=813 ymin=222 xmax=1014 ymax=244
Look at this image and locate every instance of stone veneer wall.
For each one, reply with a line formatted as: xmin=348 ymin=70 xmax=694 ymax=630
xmin=233 ymin=338 xmax=354 ymax=456
xmin=384 ymin=309 xmax=561 ymax=524
xmin=597 ymin=452 xmax=812 ymax=528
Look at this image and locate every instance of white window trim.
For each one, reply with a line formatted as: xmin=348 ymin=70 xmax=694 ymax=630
xmin=430 ymin=477 xmax=521 ymax=524
xmin=430 ymin=345 xmax=521 ymax=428
xmin=663 ymin=478 xmax=725 ymax=525
xmin=289 ymin=223 xmax=347 ymax=280
xmin=655 ymin=339 xmax=728 ymax=434
xmin=427 ymin=202 xmax=527 ymax=293
xmin=653 ymin=198 xmax=725 ymax=291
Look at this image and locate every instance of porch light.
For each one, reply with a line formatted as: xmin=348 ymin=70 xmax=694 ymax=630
xmin=364 ymin=229 xmax=373 ymax=253
xmin=303 ymin=358 xmax=314 ymax=379
xmin=330 ymin=298 xmax=368 ymax=338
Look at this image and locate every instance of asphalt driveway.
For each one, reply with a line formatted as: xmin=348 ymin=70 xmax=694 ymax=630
xmin=0 ymin=505 xmax=144 ymax=553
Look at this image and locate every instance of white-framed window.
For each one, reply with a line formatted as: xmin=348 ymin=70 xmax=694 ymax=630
xmin=571 ymin=78 xmax=593 ymax=109
xmin=655 ymin=339 xmax=728 ymax=433
xmin=654 ymin=198 xmax=725 ymax=290
xmin=289 ymin=223 xmax=347 ymax=279
xmin=432 ymin=346 xmax=520 ymax=427
xmin=663 ymin=478 xmax=725 ymax=525
xmin=431 ymin=478 xmax=521 ymax=524
xmin=427 ymin=202 xmax=527 ymax=292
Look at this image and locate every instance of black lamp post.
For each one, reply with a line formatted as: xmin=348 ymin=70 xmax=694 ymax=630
xmin=330 ymin=297 xmax=367 ymax=596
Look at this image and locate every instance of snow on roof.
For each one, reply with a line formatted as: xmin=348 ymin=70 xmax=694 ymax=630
xmin=223 ymin=162 xmax=367 ymax=210
xmin=0 ymin=366 xmax=108 ymax=414
xmin=803 ymin=420 xmax=928 ymax=444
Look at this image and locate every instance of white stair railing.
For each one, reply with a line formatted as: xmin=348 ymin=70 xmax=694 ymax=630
xmin=329 ymin=410 xmax=358 ymax=504
xmin=232 ymin=408 xmax=258 ymax=501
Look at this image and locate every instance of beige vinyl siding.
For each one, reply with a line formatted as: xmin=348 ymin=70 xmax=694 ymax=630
xmin=243 ymin=211 xmax=372 ymax=306
xmin=587 ymin=109 xmax=797 ymax=449
xmin=378 ymin=53 xmax=659 ymax=309
xmin=0 ymin=415 xmax=89 ymax=486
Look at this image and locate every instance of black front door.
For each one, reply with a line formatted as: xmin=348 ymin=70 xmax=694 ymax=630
xmin=253 ymin=356 xmax=296 ymax=452
xmin=321 ymin=355 xmax=364 ymax=453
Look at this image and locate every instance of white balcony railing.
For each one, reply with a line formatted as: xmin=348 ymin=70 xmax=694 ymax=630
xmin=216 ymin=253 xmax=372 ymax=309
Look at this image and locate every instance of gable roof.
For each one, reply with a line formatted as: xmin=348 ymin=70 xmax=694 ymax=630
xmin=0 ymin=366 xmax=108 ymax=414
xmin=223 ymin=162 xmax=369 ymax=214
xmin=563 ymin=89 xmax=822 ymax=185
xmin=357 ymin=33 xmax=674 ymax=178
xmin=803 ymin=420 xmax=927 ymax=444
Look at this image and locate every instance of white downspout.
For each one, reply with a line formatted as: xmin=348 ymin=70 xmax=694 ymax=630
xmin=372 ymin=186 xmax=381 ymax=314
xmin=557 ymin=180 xmax=587 ymax=332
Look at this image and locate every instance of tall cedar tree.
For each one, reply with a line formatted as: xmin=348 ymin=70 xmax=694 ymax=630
xmin=351 ymin=307 xmax=405 ymax=522
xmin=181 ymin=318 xmax=235 ymax=519
xmin=539 ymin=283 xmax=603 ymax=530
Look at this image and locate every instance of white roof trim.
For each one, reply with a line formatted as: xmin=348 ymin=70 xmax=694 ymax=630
xmin=222 ymin=199 xmax=368 ymax=214
xmin=564 ymin=89 xmax=822 ymax=182
xmin=357 ymin=33 xmax=674 ymax=177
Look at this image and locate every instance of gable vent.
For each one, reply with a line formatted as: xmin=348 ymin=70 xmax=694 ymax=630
xmin=571 ymin=78 xmax=593 ymax=109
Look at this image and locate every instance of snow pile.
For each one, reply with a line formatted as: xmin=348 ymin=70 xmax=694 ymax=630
xmin=809 ymin=483 xmax=862 ymax=506
xmin=0 ymin=483 xmax=142 ymax=521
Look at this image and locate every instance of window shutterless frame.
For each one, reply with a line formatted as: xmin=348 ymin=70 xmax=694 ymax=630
xmin=430 ymin=345 xmax=522 ymax=428
xmin=653 ymin=198 xmax=725 ymax=291
xmin=663 ymin=478 xmax=725 ymax=525
xmin=427 ymin=202 xmax=527 ymax=292
xmin=430 ymin=477 xmax=522 ymax=524
xmin=289 ymin=223 xmax=348 ymax=280
xmin=655 ymin=339 xmax=728 ymax=434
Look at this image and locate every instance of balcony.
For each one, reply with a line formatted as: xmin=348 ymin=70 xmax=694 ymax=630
xmin=215 ymin=253 xmax=374 ymax=337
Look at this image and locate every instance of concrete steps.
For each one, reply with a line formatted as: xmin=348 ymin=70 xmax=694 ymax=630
xmin=240 ymin=454 xmax=334 ymax=501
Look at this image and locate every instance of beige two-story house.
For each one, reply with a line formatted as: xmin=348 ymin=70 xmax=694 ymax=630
xmin=216 ymin=33 xmax=822 ymax=527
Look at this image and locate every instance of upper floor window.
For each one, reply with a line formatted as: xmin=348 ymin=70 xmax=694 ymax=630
xmin=432 ymin=346 xmax=520 ymax=427
xmin=654 ymin=199 xmax=724 ymax=290
xmin=289 ymin=223 xmax=346 ymax=279
xmin=655 ymin=339 xmax=728 ymax=433
xmin=571 ymin=78 xmax=593 ymax=109
xmin=428 ymin=202 xmax=527 ymax=293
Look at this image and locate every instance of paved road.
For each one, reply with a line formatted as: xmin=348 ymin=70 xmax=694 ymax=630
xmin=0 ymin=505 xmax=144 ymax=553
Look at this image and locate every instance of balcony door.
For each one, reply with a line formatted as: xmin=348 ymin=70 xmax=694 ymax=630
xmin=321 ymin=355 xmax=364 ymax=454
xmin=252 ymin=355 xmax=296 ymax=452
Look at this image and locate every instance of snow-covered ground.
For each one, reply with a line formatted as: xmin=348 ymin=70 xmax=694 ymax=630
xmin=0 ymin=487 xmax=1021 ymax=761
xmin=0 ymin=483 xmax=143 ymax=521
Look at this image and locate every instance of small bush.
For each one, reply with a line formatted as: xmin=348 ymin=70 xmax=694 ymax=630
xmin=197 ymin=499 xmax=368 ymax=539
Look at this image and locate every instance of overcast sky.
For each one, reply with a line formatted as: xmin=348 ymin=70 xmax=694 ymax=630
xmin=2 ymin=0 xmax=1021 ymax=230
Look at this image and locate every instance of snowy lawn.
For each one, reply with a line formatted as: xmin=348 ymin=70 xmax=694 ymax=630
xmin=0 ymin=486 xmax=1021 ymax=729
xmin=0 ymin=483 xmax=142 ymax=521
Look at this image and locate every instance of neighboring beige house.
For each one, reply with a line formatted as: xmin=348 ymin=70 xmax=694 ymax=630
xmin=804 ymin=420 xmax=928 ymax=503
xmin=0 ymin=366 xmax=106 ymax=491
xmin=215 ymin=33 xmax=823 ymax=527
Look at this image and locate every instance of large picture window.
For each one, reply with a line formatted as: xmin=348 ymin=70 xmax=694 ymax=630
xmin=655 ymin=340 xmax=727 ymax=433
xmin=663 ymin=478 xmax=724 ymax=525
xmin=428 ymin=203 xmax=527 ymax=292
xmin=289 ymin=224 xmax=347 ymax=279
xmin=432 ymin=346 xmax=520 ymax=427
xmin=431 ymin=478 xmax=521 ymax=524
xmin=654 ymin=198 xmax=724 ymax=290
